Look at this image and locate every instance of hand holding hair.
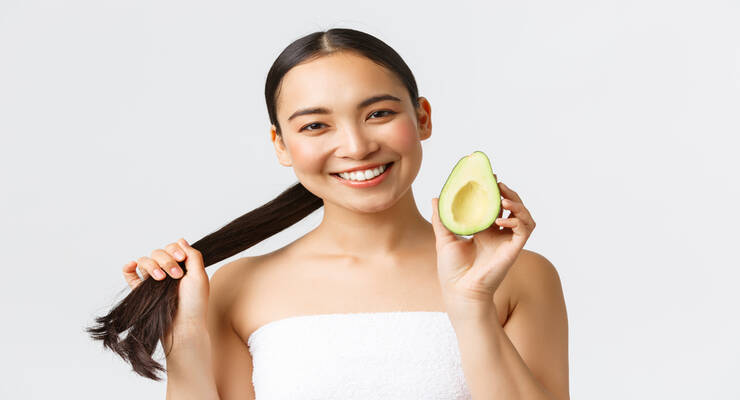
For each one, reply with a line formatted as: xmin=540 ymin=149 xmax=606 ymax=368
xmin=121 ymin=238 xmax=210 ymax=349
xmin=87 ymin=27 xmax=424 ymax=384
xmin=86 ymin=182 xmax=323 ymax=381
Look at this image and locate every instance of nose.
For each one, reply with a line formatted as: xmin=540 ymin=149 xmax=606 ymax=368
xmin=334 ymin=124 xmax=380 ymax=160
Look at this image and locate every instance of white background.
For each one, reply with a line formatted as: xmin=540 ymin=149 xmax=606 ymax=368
xmin=1 ymin=0 xmax=738 ymax=398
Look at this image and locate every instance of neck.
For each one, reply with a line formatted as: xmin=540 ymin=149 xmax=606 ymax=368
xmin=308 ymin=188 xmax=434 ymax=262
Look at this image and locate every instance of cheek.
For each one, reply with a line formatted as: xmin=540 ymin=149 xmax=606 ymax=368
xmin=284 ymin=137 xmax=327 ymax=172
xmin=385 ymin=117 xmax=421 ymax=152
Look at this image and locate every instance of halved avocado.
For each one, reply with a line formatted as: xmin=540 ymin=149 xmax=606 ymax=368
xmin=437 ymin=151 xmax=501 ymax=235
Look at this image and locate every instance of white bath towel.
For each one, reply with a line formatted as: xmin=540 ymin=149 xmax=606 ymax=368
xmin=247 ymin=311 xmax=473 ymax=399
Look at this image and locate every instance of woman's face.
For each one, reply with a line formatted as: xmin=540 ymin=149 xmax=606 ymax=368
xmin=272 ymin=51 xmax=432 ymax=213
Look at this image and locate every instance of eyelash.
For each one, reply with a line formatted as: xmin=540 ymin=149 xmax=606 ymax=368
xmin=299 ymin=110 xmax=397 ymax=132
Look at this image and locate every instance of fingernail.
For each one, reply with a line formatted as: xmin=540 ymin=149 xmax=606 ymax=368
xmin=174 ymin=250 xmax=185 ymax=259
xmin=170 ymin=267 xmax=182 ymax=278
xmin=153 ymin=269 xmax=165 ymax=279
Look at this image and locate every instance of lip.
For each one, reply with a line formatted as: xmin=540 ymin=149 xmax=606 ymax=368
xmin=330 ymin=161 xmax=394 ymax=188
xmin=331 ymin=162 xmax=389 ymax=174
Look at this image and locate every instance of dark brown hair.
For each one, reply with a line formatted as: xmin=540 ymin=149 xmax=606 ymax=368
xmin=85 ymin=27 xmax=421 ymax=381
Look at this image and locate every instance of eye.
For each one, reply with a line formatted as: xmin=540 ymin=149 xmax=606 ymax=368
xmin=299 ymin=122 xmax=327 ymax=132
xmin=368 ymin=110 xmax=396 ymax=119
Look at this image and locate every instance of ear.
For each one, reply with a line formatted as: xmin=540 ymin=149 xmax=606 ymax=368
xmin=416 ymin=96 xmax=432 ymax=141
xmin=271 ymin=124 xmax=292 ymax=167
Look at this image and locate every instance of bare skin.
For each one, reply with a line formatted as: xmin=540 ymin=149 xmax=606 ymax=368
xmin=202 ymin=233 xmax=531 ymax=399
xmin=124 ymin=231 xmax=530 ymax=398
xmin=229 ymin=50 xmax=519 ymax=340
xmin=123 ymin=50 xmax=567 ymax=399
xmin=229 ymin=226 xmax=522 ymax=344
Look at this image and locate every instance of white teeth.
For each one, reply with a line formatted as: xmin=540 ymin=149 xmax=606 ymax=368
xmin=337 ymin=163 xmax=389 ymax=181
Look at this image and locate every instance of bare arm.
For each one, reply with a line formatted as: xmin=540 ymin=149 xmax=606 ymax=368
xmin=450 ymin=251 xmax=570 ymax=400
xmin=165 ymin=259 xmax=257 ymax=400
xmin=165 ymin=323 xmax=220 ymax=400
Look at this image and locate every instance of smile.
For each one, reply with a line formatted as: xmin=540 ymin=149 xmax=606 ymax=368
xmin=330 ymin=162 xmax=394 ymax=188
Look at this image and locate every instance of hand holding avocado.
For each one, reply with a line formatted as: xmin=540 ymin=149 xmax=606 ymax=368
xmin=431 ymin=151 xmax=536 ymax=320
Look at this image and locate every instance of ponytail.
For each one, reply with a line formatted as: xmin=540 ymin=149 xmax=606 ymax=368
xmin=85 ymin=182 xmax=322 ymax=380
xmin=87 ymin=26 xmax=421 ymax=381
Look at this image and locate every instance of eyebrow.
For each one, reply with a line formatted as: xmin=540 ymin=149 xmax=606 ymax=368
xmin=287 ymin=94 xmax=402 ymax=122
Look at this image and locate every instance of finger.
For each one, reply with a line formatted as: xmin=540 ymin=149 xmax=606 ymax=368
xmin=498 ymin=181 xmax=523 ymax=203
xmin=495 ymin=216 xmax=532 ymax=243
xmin=496 ymin=216 xmax=519 ymax=228
xmin=499 ymin=183 xmax=528 ymax=219
xmin=137 ymin=256 xmax=168 ymax=281
xmin=430 ymin=197 xmax=459 ymax=249
xmin=164 ymin=242 xmax=187 ymax=277
xmin=138 ymin=265 xmax=150 ymax=280
xmin=151 ymin=248 xmax=184 ymax=279
xmin=165 ymin=242 xmax=187 ymax=263
xmin=177 ymin=238 xmax=205 ymax=274
xmin=494 ymin=178 xmax=507 ymax=219
xmin=501 ymin=198 xmax=526 ymax=215
xmin=122 ymin=260 xmax=143 ymax=289
xmin=502 ymin=198 xmax=535 ymax=227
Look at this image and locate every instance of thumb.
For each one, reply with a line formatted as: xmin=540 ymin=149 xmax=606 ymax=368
xmin=431 ymin=197 xmax=458 ymax=249
xmin=177 ymin=238 xmax=205 ymax=274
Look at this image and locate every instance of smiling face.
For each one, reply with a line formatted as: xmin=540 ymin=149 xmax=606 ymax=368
xmin=271 ymin=51 xmax=432 ymax=213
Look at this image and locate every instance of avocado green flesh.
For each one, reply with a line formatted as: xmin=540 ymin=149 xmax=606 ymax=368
xmin=438 ymin=151 xmax=501 ymax=235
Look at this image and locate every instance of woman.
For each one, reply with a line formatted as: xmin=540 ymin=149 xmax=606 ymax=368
xmin=118 ymin=28 xmax=569 ymax=399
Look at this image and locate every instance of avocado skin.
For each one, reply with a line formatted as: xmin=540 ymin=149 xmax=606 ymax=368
xmin=437 ymin=151 xmax=502 ymax=236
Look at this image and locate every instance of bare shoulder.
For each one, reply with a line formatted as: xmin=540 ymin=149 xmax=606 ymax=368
xmin=209 ymin=250 xmax=283 ymax=290
xmin=208 ymin=252 xmax=284 ymax=341
xmin=507 ymin=249 xmax=563 ymax=307
xmin=501 ymin=251 xmax=569 ymax=400
xmin=209 ymin=256 xmax=259 ymax=304
xmin=205 ymin=257 xmax=264 ymax=399
xmin=207 ymin=256 xmax=259 ymax=334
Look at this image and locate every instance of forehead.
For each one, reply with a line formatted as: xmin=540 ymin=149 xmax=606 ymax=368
xmin=276 ymin=52 xmax=407 ymax=119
